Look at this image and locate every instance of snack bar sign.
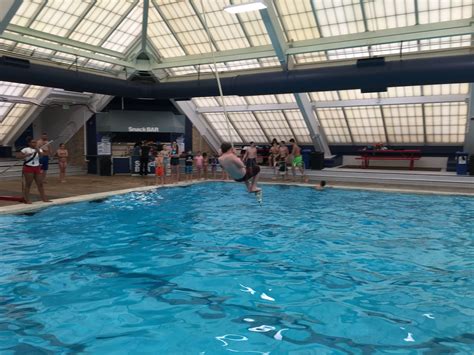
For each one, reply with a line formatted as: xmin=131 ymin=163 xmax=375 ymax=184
xmin=128 ymin=126 xmax=160 ymax=132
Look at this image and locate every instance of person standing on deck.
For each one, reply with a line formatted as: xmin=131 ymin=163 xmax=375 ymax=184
xmin=55 ymin=143 xmax=68 ymax=183
xmin=37 ymin=133 xmax=51 ymax=183
xmin=276 ymin=140 xmax=289 ymax=180
xmin=20 ymin=138 xmax=50 ymax=204
xmin=243 ymin=142 xmax=258 ymax=169
xmin=139 ymin=141 xmax=151 ymax=176
xmin=290 ymin=139 xmax=306 ymax=182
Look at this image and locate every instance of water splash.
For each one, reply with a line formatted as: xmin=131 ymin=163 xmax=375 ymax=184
xmin=260 ymin=293 xmax=275 ymax=301
xmin=274 ymin=328 xmax=288 ymax=341
xmin=239 ymin=284 xmax=256 ymax=295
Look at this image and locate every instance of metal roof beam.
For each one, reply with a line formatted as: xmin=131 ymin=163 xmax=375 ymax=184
xmin=5 ymin=24 xmax=126 ymax=58
xmin=0 ymin=0 xmax=22 ymax=35
xmin=313 ymin=95 xmax=469 ymax=108
xmin=0 ymin=33 xmax=134 ymax=68
xmin=260 ymin=1 xmax=289 ymax=68
xmin=151 ymin=19 xmax=473 ymax=70
xmin=295 ymin=93 xmax=331 ymax=156
xmin=197 ymin=94 xmax=469 ymax=113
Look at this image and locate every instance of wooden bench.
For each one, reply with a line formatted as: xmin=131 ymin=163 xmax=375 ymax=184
xmin=357 ymin=150 xmax=421 ymax=170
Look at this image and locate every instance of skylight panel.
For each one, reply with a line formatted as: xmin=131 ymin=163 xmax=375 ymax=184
xmin=274 ymin=0 xmax=320 ymax=41
xmin=0 ymin=104 xmax=31 ymax=139
xmin=424 ymin=102 xmax=468 ymax=143
xmin=167 ymin=66 xmax=198 ymax=76
xmin=282 ymin=110 xmax=312 ymax=143
xmin=225 ymin=59 xmax=261 ymax=71
xmin=362 ymin=0 xmax=416 ymax=31
xmin=315 ymin=107 xmax=352 ymax=144
xmin=23 ymin=86 xmax=45 ymax=99
xmin=419 ymin=35 xmax=471 ymax=51
xmin=293 ymin=52 xmax=327 ymax=64
xmin=228 ymin=112 xmax=267 ymax=143
xmin=10 ymin=0 xmax=43 ymax=27
xmin=216 ymin=96 xmax=247 ymax=106
xmin=69 ymin=1 xmax=134 ymax=46
xmin=103 ymin=4 xmax=143 ymax=53
xmin=418 ymin=0 xmax=473 ymax=24
xmin=31 ymin=1 xmax=90 ymax=37
xmin=313 ymin=0 xmax=365 ymax=37
xmin=338 ymin=90 xmax=378 ymax=100
xmin=245 ymin=95 xmax=278 ymax=105
xmin=0 ymin=82 xmax=27 ymax=96
xmin=258 ymin=57 xmax=281 ymax=67
xmin=379 ymin=86 xmax=422 ymax=98
xmin=228 ymin=0 xmax=271 ymax=46
xmin=310 ymin=91 xmax=339 ymax=102
xmin=423 ymin=83 xmax=469 ymax=96
xmin=0 ymin=102 xmax=13 ymax=122
xmin=254 ymin=111 xmax=293 ymax=141
xmin=327 ymin=46 xmax=369 ymax=60
xmin=344 ymin=106 xmax=386 ymax=143
xmin=202 ymin=112 xmax=242 ymax=143
xmin=276 ymin=94 xmax=296 ymax=104
xmin=158 ymin=1 xmax=217 ymax=55
xmin=193 ymin=97 xmax=220 ymax=108
xmin=199 ymin=4 xmax=250 ymax=51
xmin=382 ymin=104 xmax=424 ymax=143
xmin=148 ymin=6 xmax=186 ymax=58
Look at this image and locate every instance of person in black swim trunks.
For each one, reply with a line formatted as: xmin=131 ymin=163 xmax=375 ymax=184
xmin=170 ymin=141 xmax=180 ymax=182
xmin=218 ymin=142 xmax=260 ymax=193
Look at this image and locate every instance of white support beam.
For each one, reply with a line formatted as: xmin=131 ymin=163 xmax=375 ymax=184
xmin=0 ymin=0 xmax=22 ymax=34
xmin=141 ymin=0 xmax=150 ymax=53
xmin=150 ymin=19 xmax=473 ymax=70
xmin=172 ymin=100 xmax=221 ymax=153
xmin=197 ymin=103 xmax=298 ymax=113
xmin=196 ymin=95 xmax=469 ymax=113
xmin=259 ymin=1 xmax=289 ymax=68
xmin=1 ymin=32 xmax=135 ymax=68
xmin=5 ymin=24 xmax=126 ymax=59
xmin=287 ymin=19 xmax=474 ymax=55
xmin=294 ymin=93 xmax=331 ymax=157
xmin=312 ymin=94 xmax=469 ymax=108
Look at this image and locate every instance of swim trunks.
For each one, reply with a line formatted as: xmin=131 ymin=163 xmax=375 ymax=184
xmin=185 ymin=165 xmax=193 ymax=174
xmin=39 ymin=156 xmax=49 ymax=171
xmin=155 ymin=166 xmax=164 ymax=176
xmin=170 ymin=157 xmax=180 ymax=166
xmin=293 ymin=155 xmax=303 ymax=168
xmin=279 ymin=160 xmax=287 ymax=172
xmin=235 ymin=165 xmax=260 ymax=182
xmin=23 ymin=165 xmax=41 ymax=174
xmin=245 ymin=158 xmax=257 ymax=168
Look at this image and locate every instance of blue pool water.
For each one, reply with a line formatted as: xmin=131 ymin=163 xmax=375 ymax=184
xmin=0 ymin=183 xmax=473 ymax=354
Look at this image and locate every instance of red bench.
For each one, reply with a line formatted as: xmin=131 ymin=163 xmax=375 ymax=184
xmin=356 ymin=150 xmax=421 ymax=170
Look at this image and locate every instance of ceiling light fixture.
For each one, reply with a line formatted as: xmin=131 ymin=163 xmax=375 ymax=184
xmin=223 ymin=0 xmax=267 ymax=14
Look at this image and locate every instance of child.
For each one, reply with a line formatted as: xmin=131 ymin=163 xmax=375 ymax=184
xmin=55 ymin=143 xmax=68 ymax=183
xmin=155 ymin=151 xmax=165 ymax=185
xmin=314 ymin=180 xmax=327 ymax=190
xmin=185 ymin=151 xmax=194 ymax=181
xmin=202 ymin=152 xmax=209 ymax=179
xmin=194 ymin=151 xmax=204 ymax=179
xmin=210 ymin=154 xmax=218 ymax=179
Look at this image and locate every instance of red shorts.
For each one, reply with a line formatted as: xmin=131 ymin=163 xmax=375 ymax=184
xmin=23 ymin=165 xmax=41 ymax=174
xmin=155 ymin=166 xmax=164 ymax=176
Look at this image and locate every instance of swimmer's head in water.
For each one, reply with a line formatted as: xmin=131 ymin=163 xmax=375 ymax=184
xmin=221 ymin=142 xmax=232 ymax=153
xmin=320 ymin=180 xmax=327 ymax=187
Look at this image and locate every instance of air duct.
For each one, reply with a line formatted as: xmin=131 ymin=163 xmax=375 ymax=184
xmin=0 ymin=54 xmax=473 ymax=99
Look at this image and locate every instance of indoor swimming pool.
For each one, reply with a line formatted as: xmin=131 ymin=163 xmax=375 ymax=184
xmin=0 ymin=183 xmax=473 ymax=354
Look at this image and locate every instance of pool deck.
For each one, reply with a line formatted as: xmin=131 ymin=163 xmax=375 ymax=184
xmin=0 ymin=169 xmax=473 ymax=214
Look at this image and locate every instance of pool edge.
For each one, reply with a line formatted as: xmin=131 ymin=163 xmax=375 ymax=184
xmin=1 ymin=179 xmax=472 ymax=215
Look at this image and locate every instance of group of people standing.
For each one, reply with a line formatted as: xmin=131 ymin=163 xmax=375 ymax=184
xmin=19 ymin=133 xmax=69 ymax=204
xmin=268 ymin=138 xmax=306 ymax=181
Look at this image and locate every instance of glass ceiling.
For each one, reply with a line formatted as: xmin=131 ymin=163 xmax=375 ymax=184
xmin=193 ymin=83 xmax=470 ymax=145
xmin=0 ymin=1 xmax=472 ymax=146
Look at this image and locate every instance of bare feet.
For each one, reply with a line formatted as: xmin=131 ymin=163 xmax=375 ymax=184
xmin=24 ymin=200 xmax=32 ymax=204
xmin=42 ymin=199 xmax=52 ymax=203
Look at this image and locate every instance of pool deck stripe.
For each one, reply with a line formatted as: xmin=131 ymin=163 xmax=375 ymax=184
xmin=0 ymin=179 xmax=472 ymax=215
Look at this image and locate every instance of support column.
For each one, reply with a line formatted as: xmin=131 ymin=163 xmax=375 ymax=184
xmin=172 ymin=100 xmax=221 ymax=153
xmin=294 ymin=93 xmax=331 ymax=157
